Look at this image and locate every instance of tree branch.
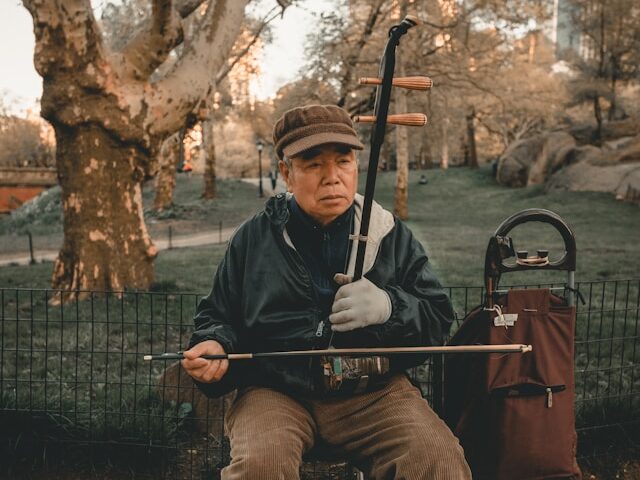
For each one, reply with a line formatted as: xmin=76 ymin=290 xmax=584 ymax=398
xmin=144 ymin=0 xmax=250 ymax=138
xmin=23 ymin=0 xmax=106 ymax=78
xmin=337 ymin=0 xmax=388 ymax=107
xmin=119 ymin=0 xmax=181 ymax=80
xmin=216 ymin=5 xmax=282 ymax=84
xmin=119 ymin=0 xmax=210 ymax=81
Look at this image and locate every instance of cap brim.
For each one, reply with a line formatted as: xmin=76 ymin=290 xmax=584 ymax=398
xmin=282 ymin=132 xmax=364 ymax=159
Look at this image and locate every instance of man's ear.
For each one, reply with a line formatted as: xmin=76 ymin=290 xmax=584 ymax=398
xmin=279 ymin=160 xmax=291 ymax=186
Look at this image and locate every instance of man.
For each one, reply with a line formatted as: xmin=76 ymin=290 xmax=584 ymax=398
xmin=182 ymin=105 xmax=471 ymax=479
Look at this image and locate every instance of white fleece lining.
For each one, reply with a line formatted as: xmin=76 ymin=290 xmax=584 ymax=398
xmin=345 ymin=193 xmax=395 ymax=277
xmin=282 ymin=192 xmax=395 ymax=277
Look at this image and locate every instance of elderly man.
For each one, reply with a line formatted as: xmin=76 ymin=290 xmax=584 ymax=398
xmin=182 ymin=105 xmax=471 ymax=479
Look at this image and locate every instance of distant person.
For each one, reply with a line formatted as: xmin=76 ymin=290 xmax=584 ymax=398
xmin=419 ymin=174 xmax=428 ymax=185
xmin=268 ymin=170 xmax=277 ymax=191
xmin=182 ymin=104 xmax=471 ymax=479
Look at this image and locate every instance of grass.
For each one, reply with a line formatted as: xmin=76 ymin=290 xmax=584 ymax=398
xmin=0 ymin=166 xmax=638 ymax=477
xmin=0 ymin=175 xmax=265 ymax=254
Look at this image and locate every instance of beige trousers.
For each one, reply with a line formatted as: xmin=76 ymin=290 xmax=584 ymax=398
xmin=222 ymin=374 xmax=471 ymax=480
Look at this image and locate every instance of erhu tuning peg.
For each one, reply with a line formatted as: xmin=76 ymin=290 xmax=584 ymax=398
xmin=359 ymin=76 xmax=433 ymax=91
xmin=354 ymin=113 xmax=427 ymax=127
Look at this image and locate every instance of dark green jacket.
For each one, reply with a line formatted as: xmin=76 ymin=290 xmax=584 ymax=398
xmin=189 ymin=193 xmax=455 ymax=397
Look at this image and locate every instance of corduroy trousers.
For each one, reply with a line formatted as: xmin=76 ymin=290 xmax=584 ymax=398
xmin=222 ymin=374 xmax=472 ymax=480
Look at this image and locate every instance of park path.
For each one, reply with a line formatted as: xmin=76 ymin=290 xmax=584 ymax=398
xmin=0 ymin=178 xmax=286 ymax=267
xmin=0 ymin=225 xmax=241 ymax=267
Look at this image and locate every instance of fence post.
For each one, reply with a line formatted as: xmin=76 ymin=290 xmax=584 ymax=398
xmin=219 ymin=221 xmax=222 ymax=244
xmin=168 ymin=226 xmax=173 ymax=250
xmin=432 ymin=354 xmax=444 ymax=416
xmin=27 ymin=231 xmax=36 ymax=265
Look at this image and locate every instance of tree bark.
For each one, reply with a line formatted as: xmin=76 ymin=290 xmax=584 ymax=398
xmin=202 ymin=118 xmax=217 ymax=199
xmin=52 ymin=125 xmax=156 ymax=299
xmin=440 ymin=93 xmax=450 ymax=170
xmin=593 ymin=94 xmax=603 ymax=145
xmin=23 ymin=0 xmax=249 ymax=297
xmin=154 ymin=132 xmax=181 ymax=210
xmin=466 ymin=107 xmax=478 ymax=168
xmin=394 ymin=70 xmax=409 ymax=220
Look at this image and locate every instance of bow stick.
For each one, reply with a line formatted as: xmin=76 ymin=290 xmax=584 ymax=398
xmin=148 ymin=18 xmax=531 ymax=363
xmin=144 ymin=343 xmax=532 ymax=361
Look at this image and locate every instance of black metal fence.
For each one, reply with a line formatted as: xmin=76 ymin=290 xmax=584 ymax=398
xmin=1 ymin=280 xmax=638 ymax=478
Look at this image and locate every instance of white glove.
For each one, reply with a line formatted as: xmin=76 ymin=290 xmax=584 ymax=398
xmin=329 ymin=275 xmax=392 ymax=332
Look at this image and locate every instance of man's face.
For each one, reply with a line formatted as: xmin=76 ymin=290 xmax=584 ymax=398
xmin=279 ymin=143 xmax=358 ymax=226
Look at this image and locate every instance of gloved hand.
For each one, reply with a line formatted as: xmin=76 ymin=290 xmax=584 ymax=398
xmin=329 ymin=274 xmax=392 ymax=332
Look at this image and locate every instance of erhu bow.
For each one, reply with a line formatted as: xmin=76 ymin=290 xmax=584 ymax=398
xmin=144 ymin=15 xmax=533 ymax=363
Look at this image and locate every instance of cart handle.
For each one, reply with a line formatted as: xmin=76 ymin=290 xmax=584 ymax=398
xmin=484 ymin=209 xmax=576 ymax=297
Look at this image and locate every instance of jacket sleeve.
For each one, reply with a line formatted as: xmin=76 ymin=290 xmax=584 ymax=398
xmin=187 ymin=230 xmax=246 ymax=398
xmin=345 ymin=220 xmax=454 ymax=358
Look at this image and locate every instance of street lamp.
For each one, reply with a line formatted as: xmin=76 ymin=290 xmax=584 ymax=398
xmin=256 ymin=139 xmax=264 ymax=198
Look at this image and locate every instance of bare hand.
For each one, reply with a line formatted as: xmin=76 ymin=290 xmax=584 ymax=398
xmin=181 ymin=340 xmax=229 ymax=383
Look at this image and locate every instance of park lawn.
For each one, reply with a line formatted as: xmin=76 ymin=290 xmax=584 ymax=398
xmin=0 ymin=175 xmax=265 ymax=255
xmin=0 ymin=167 xmax=638 ymax=478
xmin=0 ymin=166 xmax=638 ymax=292
xmin=372 ymin=167 xmax=639 ymax=287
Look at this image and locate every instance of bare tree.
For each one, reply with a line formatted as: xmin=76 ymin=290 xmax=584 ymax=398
xmin=23 ymin=0 xmax=249 ymax=299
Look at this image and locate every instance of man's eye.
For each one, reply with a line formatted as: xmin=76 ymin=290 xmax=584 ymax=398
xmin=307 ymin=163 xmax=321 ymax=169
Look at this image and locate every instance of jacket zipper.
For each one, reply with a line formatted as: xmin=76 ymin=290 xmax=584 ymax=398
xmin=275 ymin=226 xmax=322 ymax=335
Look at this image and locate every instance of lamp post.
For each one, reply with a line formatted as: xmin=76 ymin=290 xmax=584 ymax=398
xmin=256 ymin=139 xmax=264 ymax=198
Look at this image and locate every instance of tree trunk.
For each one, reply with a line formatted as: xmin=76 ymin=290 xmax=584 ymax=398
xmin=441 ymin=115 xmax=450 ymax=170
xmin=394 ymin=57 xmax=409 ymax=220
xmin=466 ymin=107 xmax=478 ymax=168
xmin=202 ymin=118 xmax=217 ymax=199
xmin=608 ymin=68 xmax=618 ymax=121
xmin=24 ymin=0 xmax=250 ymax=300
xmin=52 ymin=125 xmax=156 ymax=299
xmin=594 ymin=94 xmax=603 ymax=145
xmin=154 ymin=132 xmax=181 ymax=211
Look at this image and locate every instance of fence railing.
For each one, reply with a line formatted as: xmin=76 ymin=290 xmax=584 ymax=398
xmin=1 ymin=280 xmax=638 ymax=478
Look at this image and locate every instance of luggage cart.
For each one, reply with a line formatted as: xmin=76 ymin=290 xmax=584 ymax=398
xmin=444 ymin=208 xmax=582 ymax=480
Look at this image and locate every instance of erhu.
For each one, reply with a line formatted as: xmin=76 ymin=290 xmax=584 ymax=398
xmin=144 ymin=16 xmax=532 ymax=367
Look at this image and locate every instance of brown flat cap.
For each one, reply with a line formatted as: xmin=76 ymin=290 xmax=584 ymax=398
xmin=273 ymin=105 xmax=364 ymax=160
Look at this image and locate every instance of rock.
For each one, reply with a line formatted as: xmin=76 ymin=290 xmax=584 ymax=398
xmin=617 ymin=168 xmax=640 ymax=204
xmin=157 ymin=361 xmax=236 ymax=437
xmin=527 ymin=132 xmax=576 ymax=185
xmin=546 ymin=161 xmax=640 ymax=196
xmin=496 ymin=135 xmax=545 ymax=187
xmin=610 ymin=135 xmax=640 ymax=164
xmin=569 ymin=119 xmax=640 ymax=144
xmin=564 ymin=145 xmax=603 ymax=166
xmin=497 ymin=132 xmax=576 ymax=187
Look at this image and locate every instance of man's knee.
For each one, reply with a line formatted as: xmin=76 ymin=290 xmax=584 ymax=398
xmin=403 ymin=431 xmax=471 ymax=479
xmin=224 ymin=441 xmax=304 ymax=479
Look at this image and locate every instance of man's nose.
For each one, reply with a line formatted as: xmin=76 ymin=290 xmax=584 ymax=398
xmin=321 ymin=161 xmax=340 ymax=183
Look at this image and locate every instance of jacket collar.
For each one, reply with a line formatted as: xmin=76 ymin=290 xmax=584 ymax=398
xmin=265 ymin=192 xmax=395 ymax=276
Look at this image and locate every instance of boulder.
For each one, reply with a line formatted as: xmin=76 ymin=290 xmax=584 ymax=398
xmin=496 ymin=135 xmax=545 ymax=187
xmin=157 ymin=361 xmax=236 ymax=437
xmin=497 ymin=132 xmax=576 ymax=187
xmin=527 ymin=132 xmax=576 ymax=185
xmin=546 ymin=161 xmax=640 ymax=196
xmin=609 ymin=135 xmax=640 ymax=164
xmin=569 ymin=119 xmax=640 ymax=145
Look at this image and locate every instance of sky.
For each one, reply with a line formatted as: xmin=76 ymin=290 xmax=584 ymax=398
xmin=0 ymin=0 xmax=334 ymax=116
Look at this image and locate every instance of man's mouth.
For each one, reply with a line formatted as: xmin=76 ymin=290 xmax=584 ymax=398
xmin=320 ymin=195 xmax=345 ymax=201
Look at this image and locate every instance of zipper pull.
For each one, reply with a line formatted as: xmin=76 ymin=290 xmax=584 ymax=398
xmin=316 ymin=320 xmax=325 ymax=337
xmin=546 ymin=387 xmax=553 ymax=408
